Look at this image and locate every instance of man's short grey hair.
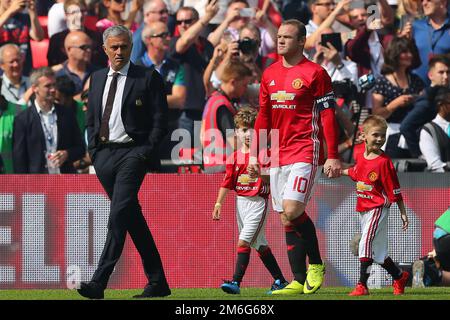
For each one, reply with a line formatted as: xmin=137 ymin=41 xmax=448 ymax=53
xmin=30 ymin=67 xmax=55 ymax=86
xmin=0 ymin=43 xmax=21 ymax=65
xmin=141 ymin=22 xmax=167 ymax=42
xmin=143 ymin=0 xmax=166 ymax=14
xmin=103 ymin=25 xmax=133 ymax=44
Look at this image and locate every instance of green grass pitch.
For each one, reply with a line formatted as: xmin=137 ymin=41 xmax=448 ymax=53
xmin=1 ymin=287 xmax=450 ymax=300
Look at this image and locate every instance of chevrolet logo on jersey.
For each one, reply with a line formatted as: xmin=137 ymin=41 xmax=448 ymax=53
xmin=356 ymin=181 xmax=373 ymax=192
xmin=271 ymin=91 xmax=295 ymax=103
xmin=237 ymin=174 xmax=258 ymax=185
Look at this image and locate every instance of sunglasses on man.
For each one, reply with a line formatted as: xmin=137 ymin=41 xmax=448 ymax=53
xmin=148 ymin=31 xmax=170 ymax=38
xmin=71 ymin=44 xmax=93 ymax=51
xmin=176 ymin=18 xmax=196 ymax=25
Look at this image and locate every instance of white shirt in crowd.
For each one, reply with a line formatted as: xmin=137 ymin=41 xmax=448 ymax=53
xmin=102 ymin=62 xmax=133 ymax=144
xmin=35 ymin=100 xmax=59 ymax=174
xmin=1 ymin=75 xmax=30 ymax=105
xmin=322 ymin=59 xmax=359 ymax=88
xmin=419 ymin=114 xmax=450 ymax=172
xmin=47 ymin=3 xmax=67 ymax=38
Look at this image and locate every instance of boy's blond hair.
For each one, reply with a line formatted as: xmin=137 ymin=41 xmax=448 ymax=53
xmin=362 ymin=115 xmax=388 ymax=134
xmin=234 ymin=107 xmax=258 ymax=129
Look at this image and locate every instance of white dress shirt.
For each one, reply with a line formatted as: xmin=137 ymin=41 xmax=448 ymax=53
xmin=419 ymin=114 xmax=450 ymax=172
xmin=102 ymin=61 xmax=133 ymax=144
xmin=322 ymin=59 xmax=359 ymax=88
xmin=35 ymin=100 xmax=59 ymax=174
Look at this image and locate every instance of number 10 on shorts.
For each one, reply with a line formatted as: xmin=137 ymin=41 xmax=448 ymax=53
xmin=292 ymin=176 xmax=308 ymax=193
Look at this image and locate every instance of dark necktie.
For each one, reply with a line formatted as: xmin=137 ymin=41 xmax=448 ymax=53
xmin=99 ymin=72 xmax=119 ymax=143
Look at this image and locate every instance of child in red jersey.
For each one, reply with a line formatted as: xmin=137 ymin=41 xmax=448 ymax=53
xmin=212 ymin=107 xmax=288 ymax=295
xmin=342 ymin=115 xmax=410 ymax=296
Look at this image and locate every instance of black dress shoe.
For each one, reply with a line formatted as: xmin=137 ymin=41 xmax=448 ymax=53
xmin=133 ymin=285 xmax=171 ymax=298
xmin=77 ymin=281 xmax=105 ymax=299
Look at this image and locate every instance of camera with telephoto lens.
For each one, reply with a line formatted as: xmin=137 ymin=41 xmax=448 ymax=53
xmin=238 ymin=38 xmax=258 ymax=55
xmin=332 ymin=79 xmax=357 ymax=101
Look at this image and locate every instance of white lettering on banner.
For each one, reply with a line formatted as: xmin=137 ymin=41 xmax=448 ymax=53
xmin=22 ymin=194 xmax=60 ymax=282
xmin=0 ymin=194 xmax=15 ymax=283
xmin=66 ymin=194 xmax=109 ymax=285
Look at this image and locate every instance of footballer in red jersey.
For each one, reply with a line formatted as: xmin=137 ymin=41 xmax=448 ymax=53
xmin=343 ymin=115 xmax=409 ymax=296
xmin=248 ymin=19 xmax=342 ymax=295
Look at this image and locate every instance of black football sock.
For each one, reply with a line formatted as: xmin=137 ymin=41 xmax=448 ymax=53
xmin=381 ymin=256 xmax=402 ymax=280
xmin=285 ymin=225 xmax=307 ymax=284
xmin=359 ymin=258 xmax=373 ymax=286
xmin=257 ymin=246 xmax=286 ymax=283
xmin=291 ymin=212 xmax=322 ymax=265
xmin=232 ymin=246 xmax=251 ymax=284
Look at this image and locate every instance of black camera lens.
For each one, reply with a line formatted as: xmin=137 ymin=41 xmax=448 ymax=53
xmin=238 ymin=38 xmax=258 ymax=55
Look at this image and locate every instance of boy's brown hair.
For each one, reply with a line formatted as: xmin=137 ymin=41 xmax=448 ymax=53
xmin=220 ymin=60 xmax=252 ymax=83
xmin=362 ymin=115 xmax=388 ymax=133
xmin=234 ymin=106 xmax=258 ymax=129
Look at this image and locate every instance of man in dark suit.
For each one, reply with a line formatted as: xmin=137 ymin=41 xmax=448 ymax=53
xmin=12 ymin=67 xmax=85 ymax=174
xmin=78 ymin=25 xmax=169 ymax=299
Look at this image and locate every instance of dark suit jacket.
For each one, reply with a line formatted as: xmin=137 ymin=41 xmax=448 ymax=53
xmin=12 ymin=103 xmax=85 ymax=173
xmin=86 ymin=62 xmax=168 ymax=166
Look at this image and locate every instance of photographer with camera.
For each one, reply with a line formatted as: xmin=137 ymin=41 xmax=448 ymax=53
xmin=205 ymin=23 xmax=263 ymax=107
xmin=207 ymin=0 xmax=277 ymax=62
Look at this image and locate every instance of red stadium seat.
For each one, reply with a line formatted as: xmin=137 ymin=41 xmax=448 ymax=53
xmin=38 ymin=16 xmax=49 ymax=38
xmin=30 ymin=39 xmax=49 ymax=68
xmin=84 ymin=15 xmax=99 ymax=32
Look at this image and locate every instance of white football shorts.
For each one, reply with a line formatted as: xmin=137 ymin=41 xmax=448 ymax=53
xmin=269 ymin=162 xmax=322 ymax=212
xmin=359 ymin=206 xmax=390 ymax=264
xmin=236 ymin=195 xmax=270 ymax=249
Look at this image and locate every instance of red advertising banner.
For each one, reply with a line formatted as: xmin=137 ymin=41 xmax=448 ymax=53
xmin=0 ymin=174 xmax=448 ymax=289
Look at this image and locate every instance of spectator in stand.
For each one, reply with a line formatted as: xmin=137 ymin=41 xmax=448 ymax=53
xmin=12 ymin=67 xmax=85 ymax=174
xmin=312 ymin=27 xmax=358 ymax=86
xmin=48 ymin=0 xmax=68 ymax=38
xmin=408 ymin=0 xmax=450 ymax=86
xmin=207 ymin=0 xmax=277 ymax=63
xmin=0 ymin=44 xmax=32 ymax=105
xmin=205 ymin=23 xmax=263 ymax=106
xmin=54 ymin=75 xmax=91 ymax=173
xmin=397 ymin=0 xmax=423 ymax=18
xmin=54 ymin=31 xmax=100 ymax=97
xmin=201 ymin=60 xmax=252 ymax=173
xmin=136 ymin=20 xmax=186 ymax=159
xmin=345 ymin=0 xmax=396 ymax=80
xmin=95 ymin=0 xmax=142 ymax=33
xmin=0 ymin=81 xmax=25 ymax=173
xmin=169 ymin=3 xmax=218 ymax=144
xmin=130 ymin=0 xmax=169 ymax=63
xmin=400 ymin=55 xmax=450 ymax=158
xmin=372 ymin=36 xmax=424 ymax=158
xmin=303 ymin=0 xmax=351 ymax=59
xmin=0 ymin=0 xmax=45 ymax=76
xmin=419 ymin=86 xmax=450 ymax=172
xmin=48 ymin=0 xmax=107 ymax=67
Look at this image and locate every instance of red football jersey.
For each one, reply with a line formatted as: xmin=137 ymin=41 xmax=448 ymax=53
xmin=348 ymin=152 xmax=403 ymax=212
xmin=255 ymin=57 xmax=338 ymax=167
xmin=221 ymin=150 xmax=270 ymax=198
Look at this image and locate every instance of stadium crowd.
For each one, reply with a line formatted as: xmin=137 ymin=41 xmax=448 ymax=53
xmin=0 ymin=0 xmax=449 ymax=174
